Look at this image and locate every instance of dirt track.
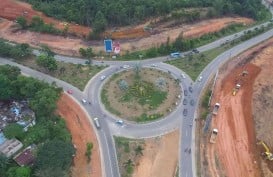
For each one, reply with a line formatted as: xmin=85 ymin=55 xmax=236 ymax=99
xmin=56 ymin=94 xmax=102 ymax=177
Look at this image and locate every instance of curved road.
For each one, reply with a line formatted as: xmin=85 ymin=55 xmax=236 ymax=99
xmin=1 ymin=7 xmax=273 ymax=177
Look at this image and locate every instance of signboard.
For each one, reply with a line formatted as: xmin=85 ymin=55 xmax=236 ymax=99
xmin=104 ymin=39 xmax=112 ymax=52
xmin=113 ymin=41 xmax=121 ymax=54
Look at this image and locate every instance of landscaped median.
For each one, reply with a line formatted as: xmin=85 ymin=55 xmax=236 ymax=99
xmin=166 ymin=22 xmax=273 ymax=80
xmin=100 ymin=66 xmax=181 ymax=122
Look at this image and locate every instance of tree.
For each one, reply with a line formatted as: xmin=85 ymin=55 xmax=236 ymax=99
xmin=7 ymin=167 xmax=31 ymax=177
xmin=36 ymin=139 xmax=75 ymax=171
xmin=34 ymin=167 xmax=69 ymax=177
xmin=36 ymin=54 xmax=57 ymax=72
xmin=93 ymin=11 xmax=107 ymax=33
xmin=133 ymin=62 xmax=142 ymax=78
xmin=0 ymin=154 xmax=9 ymax=177
xmin=0 ymin=74 xmax=13 ymax=100
xmin=118 ymin=80 xmax=129 ymax=91
xmin=16 ymin=16 xmax=28 ymax=29
xmin=0 ymin=65 xmax=20 ymax=80
xmin=3 ymin=123 xmax=25 ymax=140
xmin=39 ymin=44 xmax=55 ymax=57
xmin=134 ymin=145 xmax=144 ymax=156
xmin=30 ymin=87 xmax=60 ymax=117
xmin=85 ymin=142 xmax=93 ymax=162
xmin=155 ymin=77 xmax=167 ymax=90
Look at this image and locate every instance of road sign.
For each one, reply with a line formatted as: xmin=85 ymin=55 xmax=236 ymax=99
xmin=104 ymin=39 xmax=112 ymax=52
xmin=113 ymin=41 xmax=120 ymax=54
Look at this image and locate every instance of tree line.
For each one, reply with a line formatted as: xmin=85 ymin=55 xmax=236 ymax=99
xmin=0 ymin=64 xmax=74 ymax=177
xmin=23 ymin=0 xmax=269 ymax=33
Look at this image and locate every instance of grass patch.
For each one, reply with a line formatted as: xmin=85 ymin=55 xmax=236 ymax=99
xmin=17 ymin=57 xmax=106 ymax=90
xmin=101 ymin=89 xmax=121 ymax=115
xmin=166 ymin=46 xmax=229 ymax=80
xmin=135 ymin=113 xmax=164 ymax=122
xmin=114 ymin=136 xmax=145 ymax=177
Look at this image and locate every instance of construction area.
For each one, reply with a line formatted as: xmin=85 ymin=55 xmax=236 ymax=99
xmin=0 ymin=0 xmax=253 ymax=56
xmin=198 ymin=38 xmax=273 ymax=177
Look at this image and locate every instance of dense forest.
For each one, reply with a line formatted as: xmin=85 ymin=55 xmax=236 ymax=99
xmin=0 ymin=65 xmax=74 ymax=177
xmin=23 ymin=0 xmax=268 ymax=32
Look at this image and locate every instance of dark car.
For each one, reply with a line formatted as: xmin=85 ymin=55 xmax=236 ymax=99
xmin=192 ymin=48 xmax=199 ymax=53
xmin=183 ymin=109 xmax=188 ymax=116
xmin=189 ymin=86 xmax=193 ymax=93
xmin=183 ymin=99 xmax=188 ymax=105
xmin=184 ymin=90 xmax=188 ymax=96
xmin=190 ymin=99 xmax=195 ymax=106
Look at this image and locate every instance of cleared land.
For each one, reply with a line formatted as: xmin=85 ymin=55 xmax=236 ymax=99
xmin=56 ymin=93 xmax=102 ymax=177
xmin=115 ymin=130 xmax=179 ymax=177
xmin=200 ymin=38 xmax=273 ymax=177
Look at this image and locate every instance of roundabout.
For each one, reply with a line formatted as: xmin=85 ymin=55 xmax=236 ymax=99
xmin=100 ymin=67 xmax=181 ymax=122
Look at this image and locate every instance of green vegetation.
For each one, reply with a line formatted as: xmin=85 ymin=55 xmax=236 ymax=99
xmin=100 ymin=88 xmax=121 ymax=115
xmin=116 ymin=23 xmax=256 ymax=60
xmin=115 ymin=137 xmax=144 ymax=177
xmin=24 ymin=0 xmax=268 ymax=33
xmin=85 ymin=142 xmax=94 ymax=162
xmin=0 ymin=40 xmax=32 ymax=59
xmin=0 ymin=64 xmax=74 ymax=177
xmin=0 ymin=42 xmax=106 ymax=90
xmin=3 ymin=123 xmax=25 ymax=140
xmin=136 ymin=113 xmax=164 ymax=122
xmin=16 ymin=16 xmax=62 ymax=35
xmin=166 ymin=23 xmax=273 ymax=80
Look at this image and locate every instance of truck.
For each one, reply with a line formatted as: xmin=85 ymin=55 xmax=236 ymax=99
xmin=210 ymin=129 xmax=218 ymax=143
xmin=232 ymin=84 xmax=241 ymax=96
xmin=93 ymin=117 xmax=101 ymax=129
xmin=212 ymin=103 xmax=220 ymax=115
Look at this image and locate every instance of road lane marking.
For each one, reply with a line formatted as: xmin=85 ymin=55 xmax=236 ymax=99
xmin=186 ymin=129 xmax=188 ymax=137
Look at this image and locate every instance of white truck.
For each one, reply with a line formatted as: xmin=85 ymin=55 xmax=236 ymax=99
xmin=210 ymin=129 xmax=218 ymax=143
xmin=212 ymin=103 xmax=220 ymax=115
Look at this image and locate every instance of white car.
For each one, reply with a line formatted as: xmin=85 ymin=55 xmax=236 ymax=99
xmin=81 ymin=99 xmax=87 ymax=104
xmin=100 ymin=75 xmax=106 ymax=81
xmin=181 ymin=74 xmax=186 ymax=79
xmin=151 ymin=64 xmax=157 ymax=67
xmin=198 ymin=76 xmax=203 ymax=82
xmin=122 ymin=65 xmax=130 ymax=69
xmin=116 ymin=120 xmax=124 ymax=126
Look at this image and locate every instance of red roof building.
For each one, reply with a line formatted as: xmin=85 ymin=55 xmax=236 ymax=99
xmin=13 ymin=146 xmax=35 ymax=166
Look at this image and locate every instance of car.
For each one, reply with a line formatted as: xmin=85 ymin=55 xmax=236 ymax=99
xmin=151 ymin=64 xmax=157 ymax=67
xmin=85 ymin=60 xmax=90 ymax=64
xmin=192 ymin=48 xmax=199 ymax=53
xmin=183 ymin=109 xmax=188 ymax=116
xmin=183 ymin=99 xmax=188 ymax=105
xmin=81 ymin=99 xmax=87 ymax=104
xmin=116 ymin=120 xmax=124 ymax=126
xmin=100 ymin=75 xmax=106 ymax=81
xmin=198 ymin=76 xmax=203 ymax=82
xmin=122 ymin=65 xmax=130 ymax=69
xmin=184 ymin=90 xmax=188 ymax=96
xmin=189 ymin=86 xmax=193 ymax=93
xmin=67 ymin=89 xmax=73 ymax=94
xmin=190 ymin=99 xmax=195 ymax=106
xmin=181 ymin=74 xmax=186 ymax=79
xmin=93 ymin=117 xmax=101 ymax=129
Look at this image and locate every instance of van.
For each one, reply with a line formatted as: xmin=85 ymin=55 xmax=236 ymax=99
xmin=93 ymin=118 xmax=101 ymax=129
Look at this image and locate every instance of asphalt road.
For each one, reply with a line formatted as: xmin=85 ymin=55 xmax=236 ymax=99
xmin=1 ymin=7 xmax=273 ymax=177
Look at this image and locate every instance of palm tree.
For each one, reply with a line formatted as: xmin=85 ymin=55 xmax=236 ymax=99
xmin=118 ymin=79 xmax=129 ymax=91
xmin=133 ymin=62 xmax=142 ymax=78
xmin=155 ymin=77 xmax=166 ymax=90
xmin=134 ymin=145 xmax=144 ymax=156
xmin=123 ymin=159 xmax=134 ymax=168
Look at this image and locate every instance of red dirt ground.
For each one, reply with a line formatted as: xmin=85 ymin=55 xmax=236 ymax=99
xmin=0 ymin=0 xmax=91 ymax=36
xmin=205 ymin=40 xmax=273 ymax=177
xmin=56 ymin=93 xmax=102 ymax=177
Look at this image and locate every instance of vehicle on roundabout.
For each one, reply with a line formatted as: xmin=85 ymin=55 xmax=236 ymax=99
xmin=67 ymin=89 xmax=73 ymax=94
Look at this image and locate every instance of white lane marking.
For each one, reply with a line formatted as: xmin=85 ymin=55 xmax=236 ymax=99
xmin=186 ymin=129 xmax=188 ymax=137
xmin=103 ymin=132 xmax=114 ymax=177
